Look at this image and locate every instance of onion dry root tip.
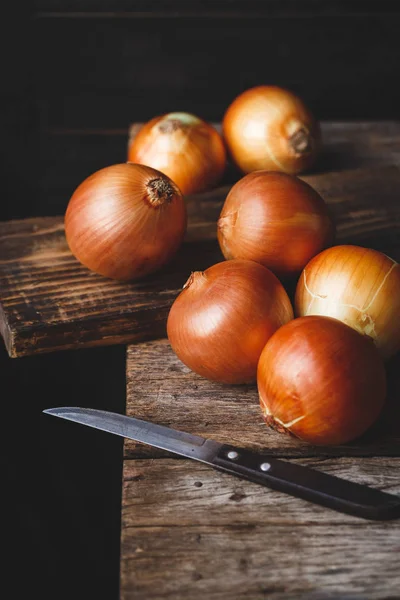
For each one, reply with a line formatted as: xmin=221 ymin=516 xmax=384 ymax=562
xmin=262 ymin=413 xmax=294 ymax=436
xmin=146 ymin=178 xmax=176 ymax=206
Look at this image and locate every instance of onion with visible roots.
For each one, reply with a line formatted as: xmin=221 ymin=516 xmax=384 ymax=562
xmin=257 ymin=316 xmax=386 ymax=446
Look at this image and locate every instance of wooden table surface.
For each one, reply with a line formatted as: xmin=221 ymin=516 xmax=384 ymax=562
xmin=121 ymin=341 xmax=400 ymax=599
xmin=119 ymin=122 xmax=400 ymax=599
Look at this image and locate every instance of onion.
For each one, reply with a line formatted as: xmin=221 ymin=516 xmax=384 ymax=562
xmin=65 ymin=163 xmax=187 ymax=281
xmin=223 ymin=86 xmax=321 ymax=174
xmin=217 ymin=171 xmax=333 ymax=278
xmin=127 ymin=112 xmax=226 ymax=195
xmin=257 ymin=316 xmax=386 ymax=445
xmin=167 ymin=259 xmax=294 ymax=384
xmin=295 ymin=245 xmax=400 ymax=360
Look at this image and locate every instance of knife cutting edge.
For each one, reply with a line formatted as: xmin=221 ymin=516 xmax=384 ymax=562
xmin=43 ymin=406 xmax=400 ymax=521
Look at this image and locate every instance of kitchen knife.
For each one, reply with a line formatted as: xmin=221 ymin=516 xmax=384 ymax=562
xmin=43 ymin=406 xmax=400 ymax=521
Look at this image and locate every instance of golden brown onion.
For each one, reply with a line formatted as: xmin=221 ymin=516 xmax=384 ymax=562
xmin=223 ymin=86 xmax=321 ymax=174
xmin=217 ymin=171 xmax=333 ymax=278
xmin=257 ymin=316 xmax=386 ymax=445
xmin=65 ymin=163 xmax=187 ymax=281
xmin=295 ymin=245 xmax=400 ymax=360
xmin=167 ymin=259 xmax=294 ymax=384
xmin=128 ymin=112 xmax=226 ymax=195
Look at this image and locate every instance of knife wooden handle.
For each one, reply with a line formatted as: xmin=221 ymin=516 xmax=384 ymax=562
xmin=212 ymin=445 xmax=400 ymax=521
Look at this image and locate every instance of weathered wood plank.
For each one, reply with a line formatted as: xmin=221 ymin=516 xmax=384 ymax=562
xmin=120 ymin=457 xmax=400 ymax=600
xmin=125 ymin=340 xmax=400 ymax=459
xmin=122 ymin=457 xmax=400 ymax=526
xmin=0 ymin=222 xmax=222 ymax=358
xmin=1 ymin=161 xmax=400 ymax=358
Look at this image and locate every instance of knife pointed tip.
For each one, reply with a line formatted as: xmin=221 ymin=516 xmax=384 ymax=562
xmin=43 ymin=406 xmax=80 ymax=416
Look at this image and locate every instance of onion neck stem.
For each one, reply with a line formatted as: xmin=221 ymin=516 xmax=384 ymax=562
xmin=183 ymin=271 xmax=206 ymax=290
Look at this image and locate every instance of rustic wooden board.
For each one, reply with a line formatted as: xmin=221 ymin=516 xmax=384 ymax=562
xmin=1 ymin=158 xmax=400 ymax=358
xmin=122 ymin=341 xmax=400 ymax=598
xmin=125 ymin=339 xmax=400 ymax=459
xmin=120 ymin=456 xmax=400 ymax=599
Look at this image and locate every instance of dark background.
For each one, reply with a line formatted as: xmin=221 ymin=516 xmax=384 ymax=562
xmin=2 ymin=2 xmax=400 ymax=598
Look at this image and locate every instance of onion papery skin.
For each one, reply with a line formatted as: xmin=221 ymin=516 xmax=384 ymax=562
xmin=128 ymin=112 xmax=226 ymax=195
xmin=222 ymin=86 xmax=321 ymax=175
xmin=218 ymin=171 xmax=334 ymax=278
xmin=257 ymin=316 xmax=386 ymax=445
xmin=167 ymin=259 xmax=294 ymax=384
xmin=65 ymin=163 xmax=187 ymax=281
xmin=295 ymin=245 xmax=400 ymax=360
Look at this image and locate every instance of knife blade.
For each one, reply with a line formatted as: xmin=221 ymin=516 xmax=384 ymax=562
xmin=43 ymin=406 xmax=400 ymax=521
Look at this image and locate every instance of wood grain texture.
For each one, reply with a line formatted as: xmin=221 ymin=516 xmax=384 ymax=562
xmin=0 ymin=217 xmax=223 ymax=358
xmin=125 ymin=339 xmax=400 ymax=459
xmin=122 ymin=319 xmax=400 ymax=597
xmin=120 ymin=456 xmax=400 ymax=599
xmin=1 ymin=154 xmax=400 ymax=358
